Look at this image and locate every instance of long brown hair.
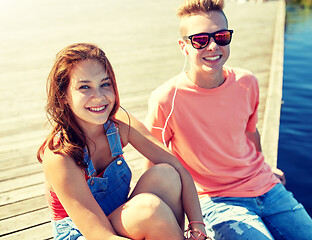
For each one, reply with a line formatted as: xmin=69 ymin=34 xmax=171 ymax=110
xmin=37 ymin=43 xmax=120 ymax=168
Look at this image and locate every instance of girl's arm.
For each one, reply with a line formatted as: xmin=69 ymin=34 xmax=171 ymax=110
xmin=42 ymin=149 xmax=130 ymax=240
xmin=116 ymin=110 xmax=206 ymax=235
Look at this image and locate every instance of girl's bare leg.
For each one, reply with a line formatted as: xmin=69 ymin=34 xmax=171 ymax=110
xmin=108 ymin=193 xmax=184 ymax=239
xmin=108 ymin=164 xmax=185 ymax=239
xmin=130 ymin=163 xmax=185 ymax=228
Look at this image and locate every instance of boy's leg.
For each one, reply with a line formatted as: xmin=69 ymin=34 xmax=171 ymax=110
xmin=261 ymin=183 xmax=312 ymax=240
xmin=200 ymin=197 xmax=274 ymax=240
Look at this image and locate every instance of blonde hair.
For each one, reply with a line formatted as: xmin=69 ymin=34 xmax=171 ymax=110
xmin=177 ymin=0 xmax=227 ymax=36
xmin=177 ymin=0 xmax=224 ymax=17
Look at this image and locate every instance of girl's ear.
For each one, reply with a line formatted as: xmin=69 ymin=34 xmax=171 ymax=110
xmin=178 ymin=39 xmax=188 ymax=56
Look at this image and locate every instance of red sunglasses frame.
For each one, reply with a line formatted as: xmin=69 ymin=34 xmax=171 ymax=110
xmin=183 ymin=29 xmax=234 ymax=49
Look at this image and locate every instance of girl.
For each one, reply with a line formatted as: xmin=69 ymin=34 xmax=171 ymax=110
xmin=37 ymin=43 xmax=208 ymax=240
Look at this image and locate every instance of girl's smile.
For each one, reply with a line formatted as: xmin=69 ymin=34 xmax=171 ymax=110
xmin=87 ymin=105 xmax=108 ymax=113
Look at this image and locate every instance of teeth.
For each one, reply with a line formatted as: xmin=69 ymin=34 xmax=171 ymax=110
xmin=89 ymin=106 xmax=106 ymax=112
xmin=204 ymin=56 xmax=220 ymax=61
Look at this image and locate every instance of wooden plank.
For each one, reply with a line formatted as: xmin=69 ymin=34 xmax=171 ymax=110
xmin=0 ymin=153 xmax=39 ymax=171
xmin=0 ymin=183 xmax=44 ymax=206
xmin=0 ymin=195 xmax=46 ymax=220
xmin=0 ymin=163 xmax=42 ymax=182
xmin=0 ymin=221 xmax=53 ymax=240
xmin=0 ymin=130 xmax=45 ymax=153
xmin=0 ymin=172 xmax=44 ymax=193
xmin=0 ymin=208 xmax=50 ymax=237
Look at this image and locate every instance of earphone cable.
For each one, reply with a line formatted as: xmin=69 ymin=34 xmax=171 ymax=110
xmin=159 ymin=53 xmax=187 ymax=147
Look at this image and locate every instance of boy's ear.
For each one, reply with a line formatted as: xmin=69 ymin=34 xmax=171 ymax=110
xmin=178 ymin=39 xmax=188 ymax=56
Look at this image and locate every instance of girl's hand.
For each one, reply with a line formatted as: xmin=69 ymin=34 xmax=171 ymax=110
xmin=185 ymin=229 xmax=211 ymax=240
xmin=185 ymin=236 xmax=212 ymax=240
xmin=185 ymin=221 xmax=210 ymax=240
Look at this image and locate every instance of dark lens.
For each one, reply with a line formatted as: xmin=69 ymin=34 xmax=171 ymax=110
xmin=214 ymin=31 xmax=232 ymax=46
xmin=191 ymin=34 xmax=209 ymax=49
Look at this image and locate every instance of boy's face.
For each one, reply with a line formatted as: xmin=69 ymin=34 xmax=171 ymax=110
xmin=180 ymin=11 xmax=230 ymax=75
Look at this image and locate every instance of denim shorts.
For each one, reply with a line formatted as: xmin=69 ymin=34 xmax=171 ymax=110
xmin=200 ymin=183 xmax=312 ymax=240
xmin=52 ymin=217 xmax=85 ymax=240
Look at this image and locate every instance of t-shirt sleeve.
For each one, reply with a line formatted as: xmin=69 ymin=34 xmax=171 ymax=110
xmin=145 ymin=91 xmax=173 ymax=144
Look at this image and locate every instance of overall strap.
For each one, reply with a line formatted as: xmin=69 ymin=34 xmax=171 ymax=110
xmin=104 ymin=120 xmax=124 ymax=157
xmin=84 ymin=148 xmax=95 ymax=177
xmin=84 ymin=120 xmax=124 ymax=177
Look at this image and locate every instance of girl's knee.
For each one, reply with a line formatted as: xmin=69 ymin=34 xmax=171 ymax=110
xmin=117 ymin=193 xmax=183 ymax=239
xmin=131 ymin=193 xmax=173 ymax=224
xmin=109 ymin=193 xmax=179 ymax=239
xmin=148 ymin=163 xmax=182 ymax=192
xmin=131 ymin=163 xmax=183 ymax=222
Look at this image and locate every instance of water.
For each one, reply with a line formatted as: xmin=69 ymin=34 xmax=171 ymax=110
xmin=277 ymin=4 xmax=312 ymax=217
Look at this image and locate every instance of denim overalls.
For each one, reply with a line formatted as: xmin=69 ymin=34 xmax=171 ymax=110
xmin=52 ymin=121 xmax=132 ymax=240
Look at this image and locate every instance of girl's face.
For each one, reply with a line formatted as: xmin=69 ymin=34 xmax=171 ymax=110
xmin=66 ymin=59 xmax=116 ymax=129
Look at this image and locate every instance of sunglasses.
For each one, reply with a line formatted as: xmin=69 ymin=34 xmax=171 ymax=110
xmin=183 ymin=29 xmax=233 ymax=49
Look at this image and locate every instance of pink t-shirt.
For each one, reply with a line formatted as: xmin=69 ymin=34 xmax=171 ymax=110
xmin=145 ymin=67 xmax=279 ymax=197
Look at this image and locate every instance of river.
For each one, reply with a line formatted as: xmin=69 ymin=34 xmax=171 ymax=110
xmin=277 ymin=2 xmax=312 ymax=217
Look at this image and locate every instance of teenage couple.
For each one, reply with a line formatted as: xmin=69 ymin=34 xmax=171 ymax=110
xmin=38 ymin=0 xmax=312 ymax=239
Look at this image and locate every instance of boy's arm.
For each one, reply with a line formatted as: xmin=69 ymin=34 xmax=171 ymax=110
xmin=246 ymin=129 xmax=286 ymax=185
xmin=245 ymin=128 xmax=262 ymax=152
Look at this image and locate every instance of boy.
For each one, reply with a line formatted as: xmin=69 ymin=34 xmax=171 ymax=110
xmin=145 ymin=0 xmax=312 ymax=239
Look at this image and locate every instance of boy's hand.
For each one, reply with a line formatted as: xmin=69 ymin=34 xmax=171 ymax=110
xmin=272 ymin=168 xmax=286 ymax=185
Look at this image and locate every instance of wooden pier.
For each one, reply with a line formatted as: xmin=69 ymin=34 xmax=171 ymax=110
xmin=0 ymin=0 xmax=285 ymax=239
